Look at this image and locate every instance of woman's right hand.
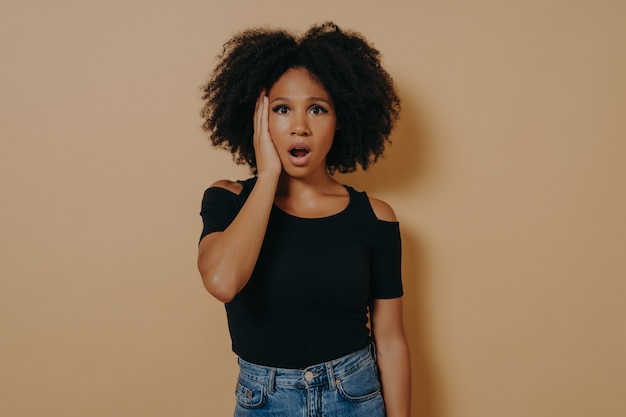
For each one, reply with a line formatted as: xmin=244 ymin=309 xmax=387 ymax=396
xmin=253 ymin=91 xmax=282 ymax=178
xmin=198 ymin=92 xmax=282 ymax=303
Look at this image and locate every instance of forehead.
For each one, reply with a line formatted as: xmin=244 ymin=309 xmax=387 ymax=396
xmin=268 ymin=68 xmax=332 ymax=100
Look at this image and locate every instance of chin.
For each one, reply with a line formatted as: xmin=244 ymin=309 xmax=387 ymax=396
xmin=281 ymin=167 xmax=309 ymax=179
xmin=281 ymin=165 xmax=325 ymax=180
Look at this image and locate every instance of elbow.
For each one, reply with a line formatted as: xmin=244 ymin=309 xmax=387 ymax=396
xmin=198 ymin=267 xmax=238 ymax=303
xmin=207 ymin=282 xmax=237 ymax=303
xmin=197 ymin=250 xmax=242 ymax=303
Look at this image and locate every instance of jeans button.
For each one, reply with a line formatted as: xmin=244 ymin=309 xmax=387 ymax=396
xmin=304 ymin=371 xmax=314 ymax=381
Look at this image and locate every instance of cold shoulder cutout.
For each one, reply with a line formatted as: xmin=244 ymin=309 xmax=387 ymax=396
xmin=367 ymin=197 xmax=398 ymax=222
xmin=209 ymin=179 xmax=243 ymax=195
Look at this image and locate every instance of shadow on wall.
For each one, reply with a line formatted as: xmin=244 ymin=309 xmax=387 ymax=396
xmin=402 ymin=230 xmax=440 ymax=417
xmin=337 ymin=92 xmax=440 ymax=417
xmin=335 ymin=91 xmax=431 ymax=194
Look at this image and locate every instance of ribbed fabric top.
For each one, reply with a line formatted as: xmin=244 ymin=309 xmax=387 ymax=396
xmin=199 ymin=177 xmax=403 ymax=369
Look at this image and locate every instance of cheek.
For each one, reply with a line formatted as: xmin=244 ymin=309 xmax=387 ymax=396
xmin=268 ymin=115 xmax=286 ymax=136
xmin=314 ymin=120 xmax=337 ymax=141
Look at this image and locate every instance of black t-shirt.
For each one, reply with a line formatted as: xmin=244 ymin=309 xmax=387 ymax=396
xmin=200 ymin=177 xmax=403 ymax=368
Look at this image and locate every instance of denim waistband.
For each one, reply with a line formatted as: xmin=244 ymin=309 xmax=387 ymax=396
xmin=237 ymin=344 xmax=377 ymax=393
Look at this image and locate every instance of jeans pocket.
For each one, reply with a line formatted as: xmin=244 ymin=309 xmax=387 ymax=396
xmin=335 ymin=360 xmax=382 ymax=402
xmin=235 ymin=378 xmax=266 ymax=409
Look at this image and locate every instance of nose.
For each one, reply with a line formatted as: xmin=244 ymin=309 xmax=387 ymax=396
xmin=291 ymin=113 xmax=310 ymax=136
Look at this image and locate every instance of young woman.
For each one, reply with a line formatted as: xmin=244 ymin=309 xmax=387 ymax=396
xmin=197 ymin=22 xmax=410 ymax=417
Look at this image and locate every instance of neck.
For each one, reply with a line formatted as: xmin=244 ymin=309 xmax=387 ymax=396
xmin=276 ymin=170 xmax=339 ymax=198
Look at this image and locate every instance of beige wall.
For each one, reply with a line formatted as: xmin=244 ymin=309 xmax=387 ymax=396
xmin=1 ymin=1 xmax=624 ymax=416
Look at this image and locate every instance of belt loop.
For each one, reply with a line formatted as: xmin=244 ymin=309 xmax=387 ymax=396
xmin=267 ymin=368 xmax=276 ymax=395
xmin=326 ymin=361 xmax=336 ymax=391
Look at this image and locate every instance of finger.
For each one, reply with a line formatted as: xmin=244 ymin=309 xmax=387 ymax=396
xmin=254 ymin=93 xmax=263 ymax=136
xmin=260 ymin=96 xmax=269 ymax=138
xmin=256 ymin=91 xmax=268 ymax=136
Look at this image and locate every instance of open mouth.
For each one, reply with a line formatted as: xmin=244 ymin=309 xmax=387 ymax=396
xmin=289 ymin=148 xmax=310 ymax=157
xmin=288 ymin=143 xmax=311 ymax=157
xmin=287 ymin=143 xmax=312 ymax=166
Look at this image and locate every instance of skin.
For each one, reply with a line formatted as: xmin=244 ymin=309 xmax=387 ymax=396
xmin=197 ymin=67 xmax=411 ymax=417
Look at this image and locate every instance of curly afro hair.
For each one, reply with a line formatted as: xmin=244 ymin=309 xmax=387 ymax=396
xmin=200 ymin=22 xmax=400 ymax=174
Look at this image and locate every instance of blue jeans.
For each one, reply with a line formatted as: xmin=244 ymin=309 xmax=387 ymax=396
xmin=233 ymin=344 xmax=386 ymax=417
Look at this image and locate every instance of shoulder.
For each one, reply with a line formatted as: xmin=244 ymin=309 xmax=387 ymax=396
xmin=210 ymin=179 xmax=242 ymax=194
xmin=208 ymin=178 xmax=249 ymax=195
xmin=201 ymin=178 xmax=256 ymax=212
xmin=367 ymin=197 xmax=398 ymax=222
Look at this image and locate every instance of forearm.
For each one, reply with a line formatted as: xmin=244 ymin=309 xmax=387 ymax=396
xmin=377 ymin=337 xmax=411 ymax=417
xmin=198 ymin=173 xmax=278 ymax=302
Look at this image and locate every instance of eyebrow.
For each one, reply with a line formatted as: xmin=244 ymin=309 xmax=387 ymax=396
xmin=270 ymin=96 xmax=332 ymax=104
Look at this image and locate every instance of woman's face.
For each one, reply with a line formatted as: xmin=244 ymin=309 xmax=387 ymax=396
xmin=267 ymin=67 xmax=337 ymax=178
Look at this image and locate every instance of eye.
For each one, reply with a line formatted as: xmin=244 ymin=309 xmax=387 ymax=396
xmin=272 ymin=105 xmax=289 ymax=114
xmin=309 ymin=105 xmax=328 ymax=115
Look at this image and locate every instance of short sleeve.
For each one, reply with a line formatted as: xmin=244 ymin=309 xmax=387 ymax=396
xmin=369 ymin=221 xmax=403 ymax=299
xmin=199 ymin=187 xmax=240 ymax=243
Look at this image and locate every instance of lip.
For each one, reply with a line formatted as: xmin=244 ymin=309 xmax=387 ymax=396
xmin=286 ymin=142 xmax=312 ymax=167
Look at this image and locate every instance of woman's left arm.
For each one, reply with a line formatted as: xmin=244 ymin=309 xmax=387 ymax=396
xmin=368 ymin=197 xmax=411 ymax=416
xmin=371 ymin=297 xmax=411 ymax=417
